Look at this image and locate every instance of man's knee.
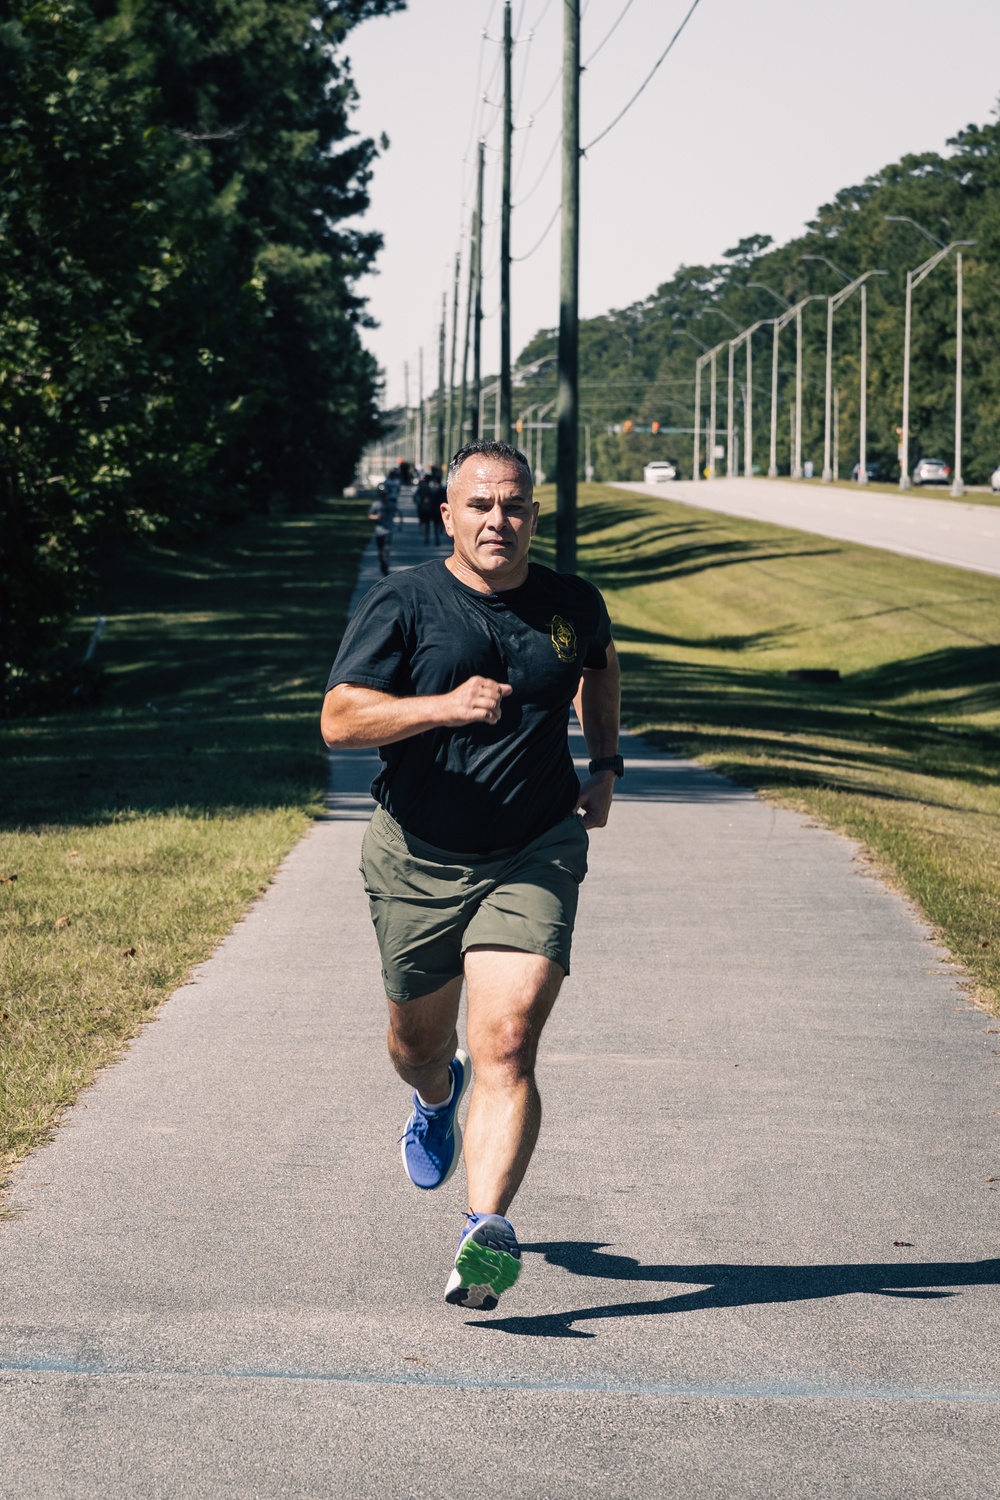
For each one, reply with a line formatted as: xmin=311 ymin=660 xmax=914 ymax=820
xmin=470 ymin=1015 xmax=541 ymax=1084
xmin=388 ymin=1023 xmax=454 ymax=1072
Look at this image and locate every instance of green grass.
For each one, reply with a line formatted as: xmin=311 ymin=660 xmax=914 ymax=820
xmin=534 ymin=483 xmax=1000 ymax=1012
xmin=0 ymin=498 xmax=369 ymax=1194
xmin=770 ymin=474 xmax=1000 ymax=506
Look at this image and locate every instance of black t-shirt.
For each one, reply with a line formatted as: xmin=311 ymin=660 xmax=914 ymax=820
xmin=326 ymin=559 xmax=613 ymax=853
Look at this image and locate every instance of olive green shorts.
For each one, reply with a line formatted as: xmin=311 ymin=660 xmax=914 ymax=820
xmin=359 ymin=804 xmax=589 ymax=1004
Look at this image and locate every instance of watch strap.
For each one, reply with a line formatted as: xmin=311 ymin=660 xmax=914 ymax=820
xmin=588 ymin=754 xmax=624 ymax=779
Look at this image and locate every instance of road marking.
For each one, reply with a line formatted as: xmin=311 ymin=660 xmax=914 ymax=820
xmin=1 ymin=1356 xmax=998 ymax=1403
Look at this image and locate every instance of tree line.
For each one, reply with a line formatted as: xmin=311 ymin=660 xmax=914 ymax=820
xmin=0 ymin=0 xmax=402 ymax=715
xmin=514 ymin=107 xmax=1000 ymax=486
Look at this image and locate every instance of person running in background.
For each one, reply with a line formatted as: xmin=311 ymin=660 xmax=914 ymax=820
xmin=383 ymin=467 xmax=403 ymax=532
xmin=368 ymin=490 xmax=393 ymax=576
xmin=417 ymin=482 xmax=436 ymax=545
xmin=322 ymin=440 xmax=622 ymax=1312
xmin=428 ymin=469 xmax=446 ymax=545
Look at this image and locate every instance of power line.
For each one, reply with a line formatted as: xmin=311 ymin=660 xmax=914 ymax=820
xmin=582 ymin=0 xmax=636 ymax=66
xmin=582 ymin=0 xmax=704 ymax=153
xmin=511 ymin=201 xmax=560 ymax=262
xmin=512 ymin=128 xmax=561 ymax=207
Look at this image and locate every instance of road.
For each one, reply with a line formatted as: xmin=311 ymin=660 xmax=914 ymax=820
xmin=1 ymin=516 xmax=997 ymax=1497
xmin=615 ymin=476 xmax=1000 ymax=577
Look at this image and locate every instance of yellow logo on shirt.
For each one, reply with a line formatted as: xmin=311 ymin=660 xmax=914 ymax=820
xmin=550 ymin=614 xmax=578 ymax=663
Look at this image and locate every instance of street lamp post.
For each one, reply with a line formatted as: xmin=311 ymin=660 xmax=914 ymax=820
xmin=726 ymin=321 xmax=768 ymax=478
xmin=692 ymin=357 xmax=701 ymax=483
xmin=479 ymin=381 xmax=499 ymax=442
xmin=677 ymin=329 xmax=709 ymax=483
xmin=954 ymin=251 xmax=964 ymax=496
xmin=858 ymin=283 xmax=868 ymax=484
xmin=695 ymin=310 xmax=740 ymax=478
xmin=747 ymin=284 xmax=795 ymax=478
xmin=802 ymin=256 xmax=886 ymax=484
xmin=533 ymin=398 xmax=555 ymax=482
xmin=885 ymin=217 xmax=975 ymax=493
xmin=708 ymin=348 xmax=717 ymax=478
xmin=695 ymin=345 xmax=728 ymax=480
xmin=765 ymin=296 xmax=823 ymax=479
xmin=726 ymin=340 xmax=736 ymax=477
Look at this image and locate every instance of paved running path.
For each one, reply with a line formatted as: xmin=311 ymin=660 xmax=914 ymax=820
xmin=2 ymin=513 xmax=998 ymax=1497
xmin=615 ymin=476 xmax=1000 ymax=577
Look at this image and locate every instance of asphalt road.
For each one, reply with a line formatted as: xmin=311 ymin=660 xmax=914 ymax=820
xmin=615 ymin=476 xmax=1000 ymax=577
xmin=2 ymin=515 xmax=997 ymax=1497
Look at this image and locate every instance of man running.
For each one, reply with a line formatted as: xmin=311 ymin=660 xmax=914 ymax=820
xmin=321 ymin=440 xmax=621 ymax=1310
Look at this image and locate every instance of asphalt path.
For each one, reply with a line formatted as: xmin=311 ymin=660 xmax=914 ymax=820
xmin=615 ymin=476 xmax=1000 ymax=577
xmin=2 ymin=513 xmax=998 ymax=1497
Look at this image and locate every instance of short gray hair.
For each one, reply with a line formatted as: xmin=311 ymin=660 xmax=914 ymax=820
xmin=446 ymin=440 xmax=533 ymax=493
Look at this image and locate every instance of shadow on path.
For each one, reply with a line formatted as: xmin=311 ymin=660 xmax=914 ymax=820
xmin=469 ymin=1242 xmax=1000 ymax=1339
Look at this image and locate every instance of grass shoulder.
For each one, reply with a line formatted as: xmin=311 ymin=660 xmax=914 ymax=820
xmin=767 ymin=474 xmax=1000 ymax=508
xmin=0 ymin=498 xmax=369 ymax=1198
xmin=534 ymin=483 xmax=1000 ymax=1014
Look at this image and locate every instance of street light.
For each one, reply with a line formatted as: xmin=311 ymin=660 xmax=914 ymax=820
xmin=885 ymin=217 xmax=976 ymax=494
xmin=693 ymin=310 xmax=742 ymax=476
xmin=531 ymin=398 xmax=555 ymax=482
xmin=746 ymin=284 xmax=799 ymax=480
xmin=479 ymin=380 xmax=500 ymax=443
xmin=802 ymin=256 xmax=887 ymax=484
xmin=765 ymin=296 xmax=825 ymax=478
xmin=725 ymin=320 xmax=770 ymax=477
xmin=692 ymin=338 xmax=728 ymax=482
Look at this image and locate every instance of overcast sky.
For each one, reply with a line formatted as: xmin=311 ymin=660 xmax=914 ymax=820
xmin=342 ymin=0 xmax=1000 ymax=409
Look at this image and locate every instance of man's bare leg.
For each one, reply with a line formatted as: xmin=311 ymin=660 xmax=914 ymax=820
xmin=386 ymin=976 xmax=463 ymax=1105
xmin=462 ymin=946 xmax=563 ymax=1216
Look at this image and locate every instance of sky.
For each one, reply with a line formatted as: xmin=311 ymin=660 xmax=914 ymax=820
xmin=340 ymin=0 xmax=1000 ymax=409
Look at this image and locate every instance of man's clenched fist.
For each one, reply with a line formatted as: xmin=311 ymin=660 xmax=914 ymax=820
xmin=440 ymin=676 xmax=513 ymax=727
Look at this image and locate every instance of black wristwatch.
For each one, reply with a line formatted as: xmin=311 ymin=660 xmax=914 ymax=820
xmin=588 ymin=755 xmax=625 ymax=779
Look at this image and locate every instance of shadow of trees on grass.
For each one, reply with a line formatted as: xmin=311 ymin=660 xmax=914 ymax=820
xmin=1 ymin=502 xmax=368 ymax=829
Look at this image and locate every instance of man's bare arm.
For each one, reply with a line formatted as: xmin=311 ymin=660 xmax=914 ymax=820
xmin=321 ymin=678 xmax=513 ymax=750
xmin=572 ymin=640 xmax=621 ymax=830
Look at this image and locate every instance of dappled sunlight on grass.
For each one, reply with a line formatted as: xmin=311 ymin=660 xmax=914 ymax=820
xmin=0 ymin=496 xmax=370 ymax=1191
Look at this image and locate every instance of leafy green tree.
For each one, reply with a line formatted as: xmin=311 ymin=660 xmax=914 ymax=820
xmin=0 ymin=0 xmax=401 ymax=714
xmin=515 ymin=107 xmax=1000 ymax=487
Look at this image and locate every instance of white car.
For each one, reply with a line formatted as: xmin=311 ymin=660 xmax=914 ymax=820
xmin=991 ymin=463 xmax=1000 ymax=493
xmin=643 ymin=460 xmax=678 ymax=484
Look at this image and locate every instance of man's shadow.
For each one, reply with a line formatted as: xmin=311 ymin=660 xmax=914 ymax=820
xmin=468 ymin=1242 xmax=1000 ymax=1339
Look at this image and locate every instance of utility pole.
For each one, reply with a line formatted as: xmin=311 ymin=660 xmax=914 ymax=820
xmin=458 ymin=211 xmax=475 ymax=453
xmin=555 ymin=0 xmax=580 ymax=572
xmin=471 ymin=141 xmax=484 ymax=440
xmin=499 ymin=0 xmax=513 ymax=442
xmin=404 ymin=361 xmax=410 ymax=464
xmin=418 ymin=346 xmax=424 ymax=469
xmin=446 ymin=251 xmax=460 ymax=460
xmin=436 ymin=294 xmax=446 ymax=467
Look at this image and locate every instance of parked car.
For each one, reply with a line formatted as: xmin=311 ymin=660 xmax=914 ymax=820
xmin=643 ymin=460 xmax=678 ymax=484
xmin=990 ymin=463 xmax=1000 ymax=493
xmin=850 ymin=462 xmax=880 ymax=482
xmin=912 ymin=457 xmax=950 ymax=485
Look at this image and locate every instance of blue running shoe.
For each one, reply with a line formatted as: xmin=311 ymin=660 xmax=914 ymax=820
xmin=444 ymin=1212 xmax=521 ymax=1310
xmin=399 ymin=1051 xmax=471 ymax=1190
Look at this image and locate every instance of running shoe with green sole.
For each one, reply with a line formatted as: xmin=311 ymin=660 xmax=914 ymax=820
xmin=444 ymin=1212 xmax=521 ymax=1310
